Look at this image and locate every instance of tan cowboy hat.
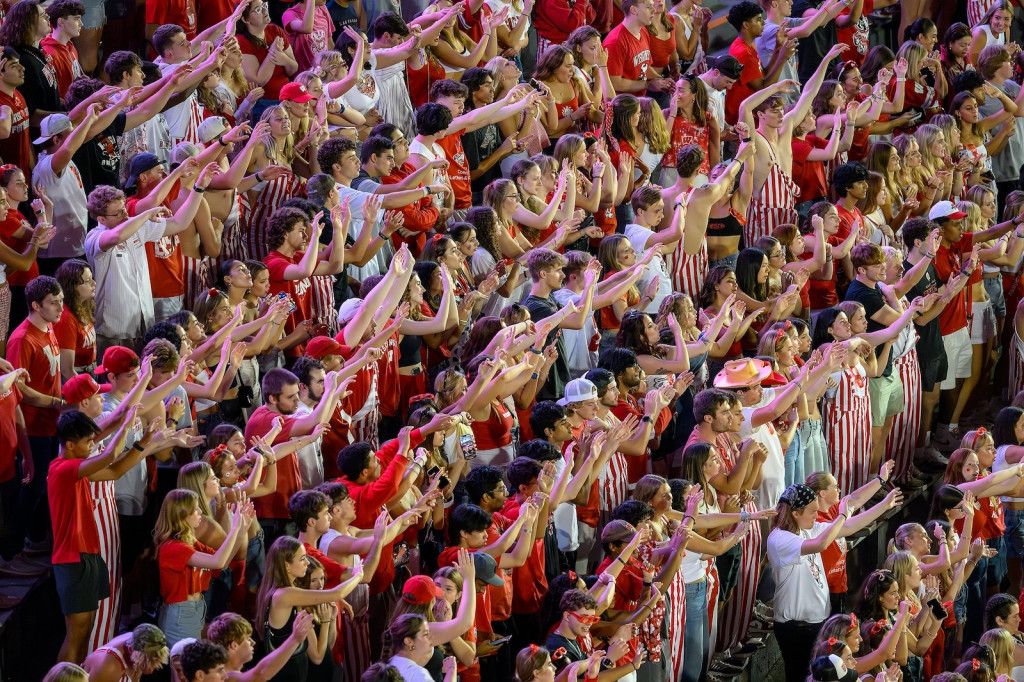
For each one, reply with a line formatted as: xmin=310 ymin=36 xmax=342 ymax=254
xmin=713 ymin=359 xmax=773 ymax=389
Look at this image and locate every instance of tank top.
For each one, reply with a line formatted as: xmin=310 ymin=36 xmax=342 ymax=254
xmin=398 ymin=332 xmax=424 ymax=368
xmin=265 ymin=606 xmax=310 ymax=681
xmin=995 ymin=444 xmax=1024 ymax=503
xmin=707 ymin=208 xmax=745 ymax=238
xmin=94 ymin=647 xmax=130 ymax=682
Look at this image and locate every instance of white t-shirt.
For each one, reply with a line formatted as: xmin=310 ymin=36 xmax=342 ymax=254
xmin=145 ymin=112 xmax=173 ymax=167
xmin=739 ymin=388 xmax=786 ymax=511
xmin=389 ymin=655 xmax=434 ymax=682
xmin=84 ymin=218 xmax=166 ymax=338
xmin=101 ymin=394 xmax=146 ymax=516
xmin=552 ymin=288 xmax=598 ymax=378
xmin=408 ymin=138 xmax=450 ymax=209
xmin=767 ymin=522 xmax=831 ymax=623
xmin=470 ymin=247 xmax=527 ymax=317
xmin=624 ymin=223 xmax=673 ymax=313
xmin=294 ymin=401 xmax=325 ymax=488
xmin=32 ymin=152 xmax=89 ymax=258
xmin=156 ymin=60 xmax=202 ymax=144
xmin=334 ymin=182 xmax=391 ymax=281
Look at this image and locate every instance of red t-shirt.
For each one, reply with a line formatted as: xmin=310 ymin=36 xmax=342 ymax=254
xmin=376 ymin=330 xmax=401 ymax=418
xmin=725 ymin=37 xmax=763 ymax=125
xmin=436 ymin=130 xmax=472 ymax=210
xmin=6 ymin=320 xmax=60 ymax=436
xmin=485 ymin=511 xmax=515 ymax=622
xmin=836 ymin=0 xmax=873 ymax=66
xmin=158 ymin=539 xmax=217 ymax=602
xmin=0 ymin=88 xmax=31 ymax=174
xmin=283 ymin=4 xmax=335 ymax=73
xmin=196 ymin=0 xmax=235 ymax=32
xmin=48 ymin=456 xmax=101 ymax=564
xmin=791 ymin=136 xmax=829 ymax=204
xmin=610 ymin=395 xmax=671 ymax=484
xmin=245 ymin=405 xmax=300 ymax=520
xmin=595 ymin=554 xmax=643 ymax=660
xmin=0 ymin=209 xmax=37 ymax=286
xmin=40 ymin=37 xmax=83 ymax=98
xmin=304 ymin=542 xmax=344 ymax=588
xmin=933 ymin=232 xmax=973 ymax=334
xmin=265 ymin=249 xmax=315 ymax=357
xmin=237 ymin=25 xmax=292 ymax=100
xmin=603 ymin=24 xmax=652 ymax=96
xmin=127 ymin=197 xmax=185 ymax=299
xmin=501 ymin=499 xmax=547 ymax=615
xmin=381 ymin=163 xmax=438 ymax=256
xmin=816 ymin=506 xmax=849 ymax=593
xmin=146 ymin=0 xmax=198 ymax=39
xmin=0 ymin=384 xmax=20 ymax=483
xmin=53 ymin=306 xmax=96 ymax=370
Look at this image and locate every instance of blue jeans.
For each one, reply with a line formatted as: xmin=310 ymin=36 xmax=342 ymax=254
xmin=708 ymin=252 xmax=739 ymax=272
xmin=784 ymin=431 xmax=804 ymax=487
xmin=682 ymin=580 xmax=709 ymax=682
xmin=246 ymin=526 xmax=267 ymax=590
xmin=800 ymin=418 xmax=829 ymax=477
xmin=159 ymin=599 xmax=206 ymax=646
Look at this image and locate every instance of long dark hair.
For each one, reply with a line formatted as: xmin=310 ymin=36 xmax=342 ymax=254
xmin=812 ymin=307 xmax=844 ymax=349
xmin=0 ymin=0 xmax=41 ymax=48
xmin=993 ymin=407 xmax=1024 ymax=447
xmin=616 ymin=311 xmax=664 ymax=359
xmin=735 ymin=248 xmax=768 ymax=302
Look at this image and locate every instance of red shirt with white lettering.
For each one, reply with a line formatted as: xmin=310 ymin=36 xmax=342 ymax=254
xmin=40 ymin=37 xmax=84 ymax=98
xmin=501 ymin=498 xmax=547 ymax=615
xmin=933 ymin=232 xmax=974 ymax=334
xmin=127 ymin=196 xmax=185 ymax=300
xmin=603 ymin=24 xmax=653 ymax=96
xmin=53 ymin=306 xmax=96 ymax=370
xmin=6 ymin=320 xmax=60 ymax=436
xmin=0 ymin=209 xmax=37 ymax=286
xmin=0 ymin=88 xmax=31 ymax=173
xmin=436 ymin=130 xmax=472 ymax=210
xmin=146 ymin=0 xmax=198 ymax=39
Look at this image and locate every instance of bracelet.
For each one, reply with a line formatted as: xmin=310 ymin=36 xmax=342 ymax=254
xmin=523 ymin=528 xmax=533 ymax=533
xmin=641 ymin=415 xmax=653 ymax=424
xmin=616 ymin=555 xmax=628 ymax=565
xmin=839 ymin=511 xmax=849 ymax=519
xmin=925 ymin=252 xmax=936 ymax=258
xmin=740 ymin=510 xmax=749 ymax=522
xmin=642 ymin=580 xmax=652 ymax=587
xmin=132 ymin=442 xmax=146 ymax=452
xmin=682 ymin=514 xmax=694 ymax=525
xmin=792 ymin=380 xmax=803 ymax=391
xmin=531 ymin=372 xmax=540 ymax=379
xmin=217 ymin=135 xmax=229 ymax=147
xmin=741 ymin=137 xmax=751 ymax=143
xmin=168 ymin=417 xmax=179 ymax=426
xmin=529 ymin=347 xmax=543 ymax=354
xmin=34 ymin=209 xmax=43 ymax=216
xmin=192 ymin=185 xmax=205 ymax=193
xmin=254 ymin=171 xmax=263 ymax=182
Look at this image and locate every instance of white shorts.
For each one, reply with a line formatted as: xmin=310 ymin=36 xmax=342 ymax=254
xmin=970 ymin=300 xmax=997 ymax=344
xmin=940 ymin=326 xmax=973 ymax=390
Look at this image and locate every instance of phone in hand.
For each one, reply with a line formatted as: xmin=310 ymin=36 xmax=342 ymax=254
xmin=489 ymin=635 xmax=512 ymax=647
xmin=460 ymin=433 xmax=478 ymax=460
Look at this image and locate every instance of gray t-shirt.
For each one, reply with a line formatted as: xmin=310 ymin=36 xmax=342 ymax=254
xmin=756 ymin=19 xmax=802 ymax=103
xmin=979 ymin=80 xmax=1024 ymax=183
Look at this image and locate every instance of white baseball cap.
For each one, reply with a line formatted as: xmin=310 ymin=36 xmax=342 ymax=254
xmin=557 ymin=378 xmax=598 ymax=406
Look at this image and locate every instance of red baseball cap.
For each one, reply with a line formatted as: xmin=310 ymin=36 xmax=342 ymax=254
xmin=761 ymin=371 xmax=789 ymax=388
xmin=62 ymin=374 xmax=111 ymax=404
xmin=95 ymin=346 xmax=140 ymax=375
xmin=279 ymin=82 xmax=314 ymax=104
xmin=401 ymin=575 xmax=443 ymax=605
xmin=306 ymin=336 xmax=343 ymax=360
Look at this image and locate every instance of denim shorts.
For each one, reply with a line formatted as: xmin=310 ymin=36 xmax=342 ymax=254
xmin=987 ymin=536 xmax=1008 ymax=586
xmin=246 ymin=526 xmax=267 ymax=590
xmin=159 ymin=599 xmax=206 ymax=647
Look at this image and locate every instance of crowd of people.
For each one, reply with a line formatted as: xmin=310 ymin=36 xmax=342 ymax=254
xmin=5 ymin=0 xmax=1024 ymax=680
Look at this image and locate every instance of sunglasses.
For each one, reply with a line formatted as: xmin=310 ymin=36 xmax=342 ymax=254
xmin=568 ymin=612 xmax=601 ymax=625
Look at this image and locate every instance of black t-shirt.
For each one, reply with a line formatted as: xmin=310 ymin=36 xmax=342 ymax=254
xmin=17 ymin=44 xmax=62 ymax=131
xmin=905 ymin=260 xmax=943 ymax=362
xmin=73 ymin=112 xmax=128 ymax=196
xmin=524 ymin=292 xmax=570 ymax=401
xmin=545 ymin=633 xmax=586 ymax=671
xmin=465 ymin=123 xmax=503 ymax=198
xmin=845 ymin=278 xmax=894 ymax=377
xmin=791 ymin=0 xmax=837 ymax=83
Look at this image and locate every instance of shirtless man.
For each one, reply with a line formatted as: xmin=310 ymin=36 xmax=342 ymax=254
xmin=738 ymin=42 xmax=848 ymax=247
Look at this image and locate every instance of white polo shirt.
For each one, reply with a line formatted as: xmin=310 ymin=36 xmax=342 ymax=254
xmin=84 ymin=218 xmax=167 ymax=339
xmin=32 ymin=151 xmax=89 ymax=258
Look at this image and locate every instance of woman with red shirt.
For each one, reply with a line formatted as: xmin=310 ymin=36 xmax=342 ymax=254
xmin=155 ymin=488 xmax=249 ymax=646
xmin=647 ymin=0 xmax=678 ymax=105
xmin=663 ymin=75 xmax=719 ymax=186
xmin=597 ymin=235 xmax=653 ymax=357
xmin=886 ymin=42 xmax=946 ymax=131
xmin=53 ymin=259 xmax=97 ymax=379
xmin=237 ymin=0 xmax=299 ymax=116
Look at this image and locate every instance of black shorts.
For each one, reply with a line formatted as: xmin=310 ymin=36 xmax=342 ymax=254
xmin=54 ymin=553 xmax=110 ymax=614
xmin=919 ymin=354 xmax=949 ymax=393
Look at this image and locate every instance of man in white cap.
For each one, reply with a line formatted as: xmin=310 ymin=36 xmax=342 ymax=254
xmin=929 ymin=199 xmax=1022 ymax=448
xmin=31 ymin=108 xmax=99 ymax=267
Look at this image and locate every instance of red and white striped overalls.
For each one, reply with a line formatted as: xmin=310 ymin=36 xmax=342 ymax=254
xmin=218 ymin=193 xmax=248 ymax=264
xmin=245 ymin=172 xmax=304 ymax=261
xmin=310 ymin=273 xmax=339 ymax=335
xmin=969 ymin=0 xmax=998 ymax=27
xmin=183 ymin=254 xmax=214 ymax=312
xmin=714 ymin=434 xmax=762 ymax=652
xmin=746 ymin=131 xmax=799 ymax=247
xmin=665 ymin=187 xmax=708 ymax=299
xmin=887 ymin=318 xmax=922 ymax=482
xmin=824 ymin=362 xmax=872 ymax=495
xmin=88 ymin=479 xmax=121 ymax=652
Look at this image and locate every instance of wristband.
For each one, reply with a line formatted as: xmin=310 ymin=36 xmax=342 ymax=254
xmin=925 ymin=252 xmax=936 ymax=258
xmin=616 ymin=556 xmax=628 ymax=565
xmin=741 ymin=137 xmax=751 ymax=143
xmin=529 ymin=347 xmax=543 ymax=354
xmin=192 ymin=185 xmax=206 ymax=193
xmin=255 ymin=171 xmax=263 ymax=182
xmin=643 ymin=580 xmax=652 ymax=587
xmin=641 ymin=415 xmax=653 ymax=424
xmin=132 ymin=442 xmax=146 ymax=452
xmin=531 ymin=372 xmax=540 ymax=379
xmin=217 ymin=135 xmax=229 ymax=147
xmin=168 ymin=417 xmax=179 ymax=426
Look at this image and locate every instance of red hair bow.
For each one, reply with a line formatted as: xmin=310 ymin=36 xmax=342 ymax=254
xmin=827 ymin=637 xmax=838 ymax=647
xmin=973 ymin=659 xmax=981 ymax=671
xmin=529 ymin=644 xmax=539 ymax=653
xmin=869 ymin=620 xmax=888 ymax=635
xmin=0 ymin=164 xmax=18 ymax=174
xmin=210 ymin=443 xmax=229 ymax=465
xmin=568 ymin=570 xmax=578 ymax=582
xmin=847 ymin=614 xmax=859 ymax=633
xmin=971 ymin=427 xmax=988 ymax=450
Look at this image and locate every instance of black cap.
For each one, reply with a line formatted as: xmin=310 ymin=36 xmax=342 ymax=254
xmin=125 ymin=152 xmax=163 ymax=190
xmin=709 ymin=55 xmax=743 ymax=81
xmin=810 ymin=655 xmax=858 ymax=682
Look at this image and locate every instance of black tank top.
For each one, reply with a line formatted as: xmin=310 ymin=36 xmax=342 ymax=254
xmin=707 ymin=210 xmax=744 ymax=238
xmin=264 ymin=606 xmax=309 ymax=681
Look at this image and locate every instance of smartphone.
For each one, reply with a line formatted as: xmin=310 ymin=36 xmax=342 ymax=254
xmin=489 ymin=635 xmax=512 ymax=647
xmin=529 ymin=78 xmax=543 ymax=91
xmin=927 ymin=598 xmax=946 ymax=620
xmin=427 ymin=465 xmax=441 ymax=478
xmin=459 ymin=433 xmax=478 ymax=460
xmin=277 ymin=291 xmax=296 ymax=313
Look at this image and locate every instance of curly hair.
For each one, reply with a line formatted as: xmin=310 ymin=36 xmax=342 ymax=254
xmin=265 ymin=207 xmax=308 ymax=251
xmin=87 ymin=185 xmax=126 ymax=220
xmin=0 ymin=0 xmax=43 ymax=48
xmin=616 ymin=310 xmax=664 ymax=358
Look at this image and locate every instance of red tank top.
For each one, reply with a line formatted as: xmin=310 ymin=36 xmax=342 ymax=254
xmin=471 ymin=400 xmax=514 ymax=450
